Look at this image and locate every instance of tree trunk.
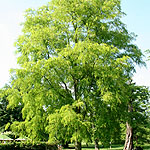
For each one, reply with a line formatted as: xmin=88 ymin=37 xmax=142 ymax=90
xmin=135 ymin=135 xmax=139 ymax=145
xmin=62 ymin=140 xmax=69 ymax=148
xmin=75 ymin=141 xmax=81 ymax=150
xmin=95 ymin=139 xmax=99 ymax=150
xmin=123 ymin=122 xmax=133 ymax=150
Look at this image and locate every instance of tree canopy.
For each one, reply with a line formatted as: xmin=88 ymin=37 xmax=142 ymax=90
xmin=6 ymin=0 xmax=148 ymax=150
xmin=0 ymin=85 xmax=22 ymax=132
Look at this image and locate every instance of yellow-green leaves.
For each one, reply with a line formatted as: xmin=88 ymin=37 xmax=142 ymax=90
xmin=7 ymin=0 xmax=145 ymax=144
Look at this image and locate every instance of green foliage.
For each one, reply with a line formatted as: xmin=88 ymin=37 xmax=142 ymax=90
xmin=2 ymin=131 xmax=17 ymax=139
xmin=0 ymin=142 xmax=57 ymax=150
xmin=6 ymin=0 xmax=147 ymax=147
xmin=0 ymin=85 xmax=23 ymax=132
xmin=129 ymin=85 xmax=150 ymax=145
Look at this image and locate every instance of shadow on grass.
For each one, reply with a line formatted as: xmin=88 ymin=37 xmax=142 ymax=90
xmin=64 ymin=144 xmax=150 ymax=150
xmin=142 ymin=144 xmax=150 ymax=150
xmin=64 ymin=144 xmax=123 ymax=150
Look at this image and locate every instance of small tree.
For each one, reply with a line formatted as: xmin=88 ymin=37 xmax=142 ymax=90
xmin=0 ymin=85 xmax=23 ymax=132
xmin=124 ymin=84 xmax=150 ymax=150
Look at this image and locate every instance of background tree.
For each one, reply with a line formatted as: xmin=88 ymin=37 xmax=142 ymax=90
xmin=124 ymin=84 xmax=150 ymax=150
xmin=0 ymin=85 xmax=23 ymax=133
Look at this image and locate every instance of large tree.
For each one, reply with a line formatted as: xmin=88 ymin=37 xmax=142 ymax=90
xmin=7 ymin=0 xmax=145 ymax=150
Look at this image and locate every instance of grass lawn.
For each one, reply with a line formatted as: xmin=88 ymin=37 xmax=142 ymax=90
xmin=64 ymin=144 xmax=150 ymax=150
xmin=142 ymin=144 xmax=150 ymax=150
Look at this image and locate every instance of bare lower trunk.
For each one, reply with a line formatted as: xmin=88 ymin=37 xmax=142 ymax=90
xmin=95 ymin=139 xmax=99 ymax=150
xmin=135 ymin=135 xmax=138 ymax=145
xmin=75 ymin=141 xmax=81 ymax=150
xmin=124 ymin=122 xmax=133 ymax=150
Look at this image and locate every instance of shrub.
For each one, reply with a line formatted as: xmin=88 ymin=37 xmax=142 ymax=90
xmin=0 ymin=142 xmax=57 ymax=150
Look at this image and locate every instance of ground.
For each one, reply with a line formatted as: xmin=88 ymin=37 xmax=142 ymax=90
xmin=64 ymin=144 xmax=150 ymax=150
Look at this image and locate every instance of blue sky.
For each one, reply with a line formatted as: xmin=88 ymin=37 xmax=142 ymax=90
xmin=0 ymin=0 xmax=150 ymax=88
xmin=121 ymin=0 xmax=150 ymax=86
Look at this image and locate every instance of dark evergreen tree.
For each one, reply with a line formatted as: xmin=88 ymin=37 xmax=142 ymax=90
xmin=0 ymin=85 xmax=23 ymax=132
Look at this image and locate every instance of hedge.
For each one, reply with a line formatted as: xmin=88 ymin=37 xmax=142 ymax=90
xmin=0 ymin=142 xmax=57 ymax=150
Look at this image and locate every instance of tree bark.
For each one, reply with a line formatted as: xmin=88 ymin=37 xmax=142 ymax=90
xmin=75 ymin=141 xmax=81 ymax=150
xmin=123 ymin=122 xmax=134 ymax=150
xmin=94 ymin=139 xmax=99 ymax=150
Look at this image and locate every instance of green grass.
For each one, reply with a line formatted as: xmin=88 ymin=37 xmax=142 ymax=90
xmin=64 ymin=144 xmax=150 ymax=150
xmin=64 ymin=144 xmax=122 ymax=150
xmin=142 ymin=144 xmax=150 ymax=150
xmin=82 ymin=146 xmax=122 ymax=150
